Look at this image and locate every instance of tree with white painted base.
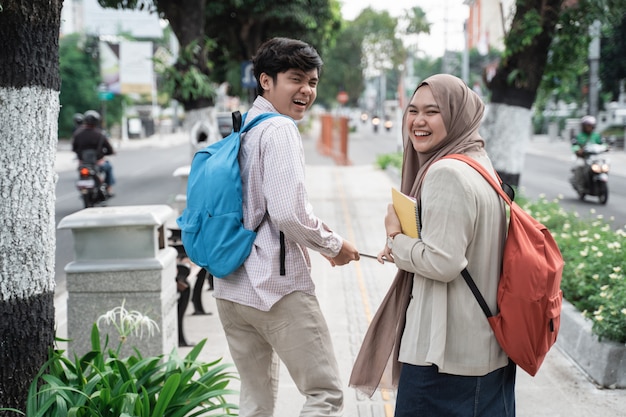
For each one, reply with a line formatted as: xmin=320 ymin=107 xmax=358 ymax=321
xmin=0 ymin=1 xmax=61 ymax=413
xmin=482 ymin=0 xmax=625 ymax=187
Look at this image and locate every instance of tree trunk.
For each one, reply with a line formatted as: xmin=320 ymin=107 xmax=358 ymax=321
xmin=158 ymin=0 xmax=213 ymax=110
xmin=0 ymin=1 xmax=61 ymax=413
xmin=481 ymin=103 xmax=533 ymax=186
xmin=483 ymin=0 xmax=563 ymax=187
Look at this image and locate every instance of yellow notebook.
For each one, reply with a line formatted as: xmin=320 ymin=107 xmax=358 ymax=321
xmin=391 ymin=187 xmax=419 ymax=238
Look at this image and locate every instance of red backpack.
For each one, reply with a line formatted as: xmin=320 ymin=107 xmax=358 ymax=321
xmin=444 ymin=154 xmax=564 ymax=376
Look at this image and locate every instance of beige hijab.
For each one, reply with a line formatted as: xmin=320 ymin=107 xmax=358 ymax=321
xmin=349 ymin=74 xmax=486 ymax=397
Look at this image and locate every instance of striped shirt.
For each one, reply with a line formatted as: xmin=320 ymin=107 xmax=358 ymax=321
xmin=213 ymin=96 xmax=344 ymax=311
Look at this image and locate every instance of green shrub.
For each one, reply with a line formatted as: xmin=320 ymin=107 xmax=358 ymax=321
xmin=2 ymin=304 xmax=238 ymax=417
xmin=376 ymin=152 xmax=403 ymax=170
xmin=519 ymin=194 xmax=626 ymax=343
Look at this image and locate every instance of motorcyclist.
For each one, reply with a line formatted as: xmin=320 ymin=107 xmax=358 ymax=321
xmin=571 ymin=115 xmax=603 ymax=191
xmin=71 ymin=110 xmax=116 ymax=196
xmin=72 ymin=113 xmax=84 ymax=134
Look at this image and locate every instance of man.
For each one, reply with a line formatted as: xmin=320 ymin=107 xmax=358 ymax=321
xmin=571 ymin=115 xmax=603 ymax=192
xmin=71 ymin=110 xmax=116 ymax=195
xmin=213 ymin=37 xmax=360 ymax=417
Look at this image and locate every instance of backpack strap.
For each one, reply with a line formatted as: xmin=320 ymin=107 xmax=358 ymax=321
xmin=442 ymin=154 xmax=515 ymax=204
xmin=441 ymin=154 xmax=513 ymax=320
xmin=237 ymin=111 xmax=290 ymax=276
xmin=232 ymin=111 xmax=242 ymax=133
xmin=279 ymin=232 xmax=286 ymax=275
xmin=240 ymin=112 xmax=286 ymax=134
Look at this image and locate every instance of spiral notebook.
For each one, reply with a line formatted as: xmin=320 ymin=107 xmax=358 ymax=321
xmin=391 ymin=187 xmax=419 ymax=238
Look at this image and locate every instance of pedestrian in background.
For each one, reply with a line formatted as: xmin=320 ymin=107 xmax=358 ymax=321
xmin=350 ymin=74 xmax=516 ymax=416
xmin=213 ymin=37 xmax=360 ymax=417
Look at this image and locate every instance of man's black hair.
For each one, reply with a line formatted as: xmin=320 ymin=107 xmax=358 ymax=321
xmin=252 ymin=37 xmax=323 ymax=96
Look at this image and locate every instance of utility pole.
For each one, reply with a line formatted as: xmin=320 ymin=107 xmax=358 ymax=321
xmin=588 ymin=20 xmax=601 ymax=118
xmin=462 ymin=20 xmax=469 ymax=84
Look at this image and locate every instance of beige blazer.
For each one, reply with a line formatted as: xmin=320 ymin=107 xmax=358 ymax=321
xmin=392 ymin=155 xmax=510 ymax=375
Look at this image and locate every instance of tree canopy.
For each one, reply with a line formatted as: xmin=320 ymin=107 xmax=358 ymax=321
xmin=98 ymin=0 xmax=342 ymax=108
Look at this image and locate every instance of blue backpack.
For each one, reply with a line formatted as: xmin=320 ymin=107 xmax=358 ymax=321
xmin=176 ymin=111 xmax=283 ymax=278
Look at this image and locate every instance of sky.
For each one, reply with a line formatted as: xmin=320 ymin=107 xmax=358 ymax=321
xmin=339 ymin=0 xmax=469 ymax=57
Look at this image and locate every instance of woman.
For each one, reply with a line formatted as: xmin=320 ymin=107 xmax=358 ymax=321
xmin=350 ymin=74 xmax=516 ymax=416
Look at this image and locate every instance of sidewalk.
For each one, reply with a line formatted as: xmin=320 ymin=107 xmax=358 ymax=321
xmin=54 ymin=127 xmax=626 ymax=417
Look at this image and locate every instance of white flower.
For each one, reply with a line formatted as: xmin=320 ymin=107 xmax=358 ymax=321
xmin=96 ymin=300 xmax=160 ymax=342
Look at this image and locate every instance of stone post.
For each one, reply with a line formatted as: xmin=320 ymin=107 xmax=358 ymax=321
xmin=172 ymin=165 xmax=190 ymax=215
xmin=57 ymin=205 xmax=178 ymax=358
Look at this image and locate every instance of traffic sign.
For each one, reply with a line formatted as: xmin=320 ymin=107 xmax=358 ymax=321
xmin=337 ymin=91 xmax=349 ymax=105
xmin=98 ymin=91 xmax=114 ymax=101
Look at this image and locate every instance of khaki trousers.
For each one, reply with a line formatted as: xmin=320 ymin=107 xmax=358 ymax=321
xmin=216 ymin=291 xmax=344 ymax=417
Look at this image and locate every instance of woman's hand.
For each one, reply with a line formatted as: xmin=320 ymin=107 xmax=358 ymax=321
xmin=384 ymin=203 xmax=402 ymax=238
xmin=377 ymin=204 xmax=402 ymax=264
xmin=377 ymin=246 xmax=394 ymax=264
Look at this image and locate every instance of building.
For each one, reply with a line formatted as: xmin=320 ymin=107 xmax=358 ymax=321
xmin=464 ymin=0 xmax=515 ymax=53
xmin=61 ymin=0 xmax=162 ymax=38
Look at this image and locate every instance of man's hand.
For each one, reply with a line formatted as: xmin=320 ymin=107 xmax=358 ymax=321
xmin=331 ymin=240 xmax=360 ymax=266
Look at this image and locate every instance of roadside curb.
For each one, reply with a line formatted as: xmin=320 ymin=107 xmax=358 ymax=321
xmin=557 ymin=299 xmax=626 ymax=388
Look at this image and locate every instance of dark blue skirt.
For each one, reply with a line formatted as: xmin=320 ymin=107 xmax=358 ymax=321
xmin=395 ymin=360 xmax=516 ymax=417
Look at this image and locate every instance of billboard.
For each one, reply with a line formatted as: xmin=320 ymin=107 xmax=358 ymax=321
xmin=100 ymin=41 xmax=153 ymax=96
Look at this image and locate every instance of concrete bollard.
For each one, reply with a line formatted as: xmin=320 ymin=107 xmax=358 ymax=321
xmin=172 ymin=165 xmax=190 ymax=215
xmin=57 ymin=205 xmax=178 ymax=358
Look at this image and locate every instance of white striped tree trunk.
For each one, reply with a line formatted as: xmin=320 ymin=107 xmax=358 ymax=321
xmin=481 ymin=102 xmax=533 ymax=187
xmin=0 ymin=1 xmax=61 ymax=412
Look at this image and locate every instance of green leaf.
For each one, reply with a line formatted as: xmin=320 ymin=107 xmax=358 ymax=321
xmin=90 ymin=323 xmax=102 ymax=352
xmin=183 ymin=339 xmax=207 ymax=363
xmin=151 ymin=373 xmax=181 ymax=417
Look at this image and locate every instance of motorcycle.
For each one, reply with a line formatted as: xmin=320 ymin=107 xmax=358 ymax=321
xmin=371 ymin=115 xmax=381 ymax=133
xmin=75 ymin=150 xmax=111 ymax=208
xmin=569 ymin=143 xmax=610 ymax=204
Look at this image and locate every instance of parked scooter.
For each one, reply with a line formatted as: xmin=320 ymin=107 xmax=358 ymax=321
xmin=75 ymin=150 xmax=111 ymax=208
xmin=569 ymin=143 xmax=610 ymax=204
